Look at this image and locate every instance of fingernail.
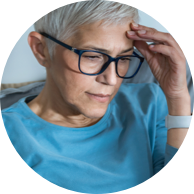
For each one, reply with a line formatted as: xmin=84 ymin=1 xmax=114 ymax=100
xmin=127 ymin=31 xmax=136 ymax=35
xmin=138 ymin=30 xmax=146 ymax=34
xmin=132 ymin=22 xmax=138 ymax=27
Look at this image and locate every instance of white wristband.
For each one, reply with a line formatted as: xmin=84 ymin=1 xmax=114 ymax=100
xmin=165 ymin=114 xmax=192 ymax=130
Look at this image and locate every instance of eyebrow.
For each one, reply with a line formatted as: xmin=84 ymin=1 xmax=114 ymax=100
xmin=77 ymin=46 xmax=134 ymax=55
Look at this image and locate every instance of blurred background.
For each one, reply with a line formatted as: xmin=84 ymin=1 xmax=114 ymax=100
xmin=1 ymin=10 xmax=168 ymax=84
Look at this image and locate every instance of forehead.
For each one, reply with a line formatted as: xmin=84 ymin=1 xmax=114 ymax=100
xmin=68 ymin=21 xmax=133 ymax=50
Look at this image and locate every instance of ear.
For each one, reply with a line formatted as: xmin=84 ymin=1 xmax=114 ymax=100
xmin=28 ymin=31 xmax=51 ymax=67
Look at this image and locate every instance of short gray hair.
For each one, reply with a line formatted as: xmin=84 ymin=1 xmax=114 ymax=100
xmin=34 ymin=0 xmax=139 ymax=58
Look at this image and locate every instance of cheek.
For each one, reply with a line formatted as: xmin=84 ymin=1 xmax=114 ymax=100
xmin=59 ymin=69 xmax=95 ymax=104
xmin=76 ymin=74 xmax=94 ymax=95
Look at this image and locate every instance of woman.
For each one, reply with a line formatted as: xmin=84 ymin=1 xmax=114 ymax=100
xmin=2 ymin=0 xmax=192 ymax=193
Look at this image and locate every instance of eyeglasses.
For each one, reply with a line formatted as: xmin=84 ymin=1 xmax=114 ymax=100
xmin=40 ymin=32 xmax=144 ymax=79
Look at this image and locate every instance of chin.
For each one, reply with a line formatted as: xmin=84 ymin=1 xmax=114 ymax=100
xmin=82 ymin=106 xmax=108 ymax=119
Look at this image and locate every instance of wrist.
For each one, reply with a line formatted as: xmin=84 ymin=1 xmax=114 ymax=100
xmin=166 ymin=94 xmax=191 ymax=116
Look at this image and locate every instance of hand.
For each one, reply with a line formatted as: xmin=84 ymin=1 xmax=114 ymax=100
xmin=127 ymin=23 xmax=189 ymax=101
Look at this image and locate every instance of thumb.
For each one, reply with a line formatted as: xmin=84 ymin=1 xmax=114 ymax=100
xmin=134 ymin=41 xmax=154 ymax=62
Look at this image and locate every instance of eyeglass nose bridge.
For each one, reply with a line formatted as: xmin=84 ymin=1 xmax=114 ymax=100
xmin=99 ymin=56 xmax=119 ymax=75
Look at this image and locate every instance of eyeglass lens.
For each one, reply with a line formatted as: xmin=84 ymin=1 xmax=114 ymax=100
xmin=80 ymin=52 xmax=141 ymax=77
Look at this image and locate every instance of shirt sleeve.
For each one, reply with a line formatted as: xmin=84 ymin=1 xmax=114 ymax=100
xmin=152 ymin=84 xmax=178 ymax=175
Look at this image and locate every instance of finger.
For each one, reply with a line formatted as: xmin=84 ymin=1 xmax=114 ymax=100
xmin=131 ymin=23 xmax=167 ymax=37
xmin=135 ymin=41 xmax=184 ymax=68
xmin=134 ymin=40 xmax=186 ymax=70
xmin=129 ymin=30 xmax=177 ymax=47
xmin=131 ymin=23 xmax=177 ymax=46
xmin=127 ymin=31 xmax=164 ymax=44
xmin=145 ymin=31 xmax=182 ymax=55
xmin=131 ymin=22 xmax=162 ymax=32
xmin=138 ymin=31 xmax=182 ymax=55
xmin=133 ymin=40 xmax=155 ymax=62
xmin=129 ymin=23 xmax=185 ymax=61
xmin=149 ymin=44 xmax=185 ymax=63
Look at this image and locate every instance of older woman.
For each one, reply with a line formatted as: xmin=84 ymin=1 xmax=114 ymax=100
xmin=2 ymin=0 xmax=192 ymax=193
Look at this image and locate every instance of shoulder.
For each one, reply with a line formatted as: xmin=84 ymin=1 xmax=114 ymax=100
xmin=1 ymin=98 xmax=27 ymax=128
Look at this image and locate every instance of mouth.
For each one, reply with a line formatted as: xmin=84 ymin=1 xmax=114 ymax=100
xmin=86 ymin=92 xmax=111 ymax=103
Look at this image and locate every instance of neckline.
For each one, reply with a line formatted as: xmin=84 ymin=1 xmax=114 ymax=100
xmin=21 ymin=95 xmax=112 ymax=132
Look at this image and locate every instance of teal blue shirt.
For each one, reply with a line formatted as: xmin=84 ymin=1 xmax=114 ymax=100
xmin=2 ymin=83 xmax=178 ymax=193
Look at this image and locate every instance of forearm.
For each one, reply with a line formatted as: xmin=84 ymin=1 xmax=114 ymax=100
xmin=166 ymin=94 xmax=191 ymax=149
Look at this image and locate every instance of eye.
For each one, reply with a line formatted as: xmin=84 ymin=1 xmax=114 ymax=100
xmin=85 ymin=56 xmax=99 ymax=58
xmin=86 ymin=55 xmax=101 ymax=59
xmin=120 ymin=57 xmax=131 ymax=61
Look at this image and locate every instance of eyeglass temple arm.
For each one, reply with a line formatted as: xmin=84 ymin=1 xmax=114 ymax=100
xmin=40 ymin=32 xmax=74 ymax=51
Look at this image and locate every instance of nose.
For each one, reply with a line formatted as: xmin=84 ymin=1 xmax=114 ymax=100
xmin=96 ymin=61 xmax=117 ymax=86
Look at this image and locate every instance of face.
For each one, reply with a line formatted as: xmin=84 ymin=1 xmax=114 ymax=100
xmin=47 ymin=21 xmax=133 ymax=119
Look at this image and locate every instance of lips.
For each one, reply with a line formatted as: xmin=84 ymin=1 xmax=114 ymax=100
xmin=88 ymin=93 xmax=110 ymax=97
xmin=86 ymin=93 xmax=110 ymax=103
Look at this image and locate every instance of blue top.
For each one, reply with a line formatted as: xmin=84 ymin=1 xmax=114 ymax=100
xmin=1 ymin=83 xmax=178 ymax=193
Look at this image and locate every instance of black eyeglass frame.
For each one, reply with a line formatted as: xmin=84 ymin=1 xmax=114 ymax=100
xmin=40 ymin=32 xmax=144 ymax=79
